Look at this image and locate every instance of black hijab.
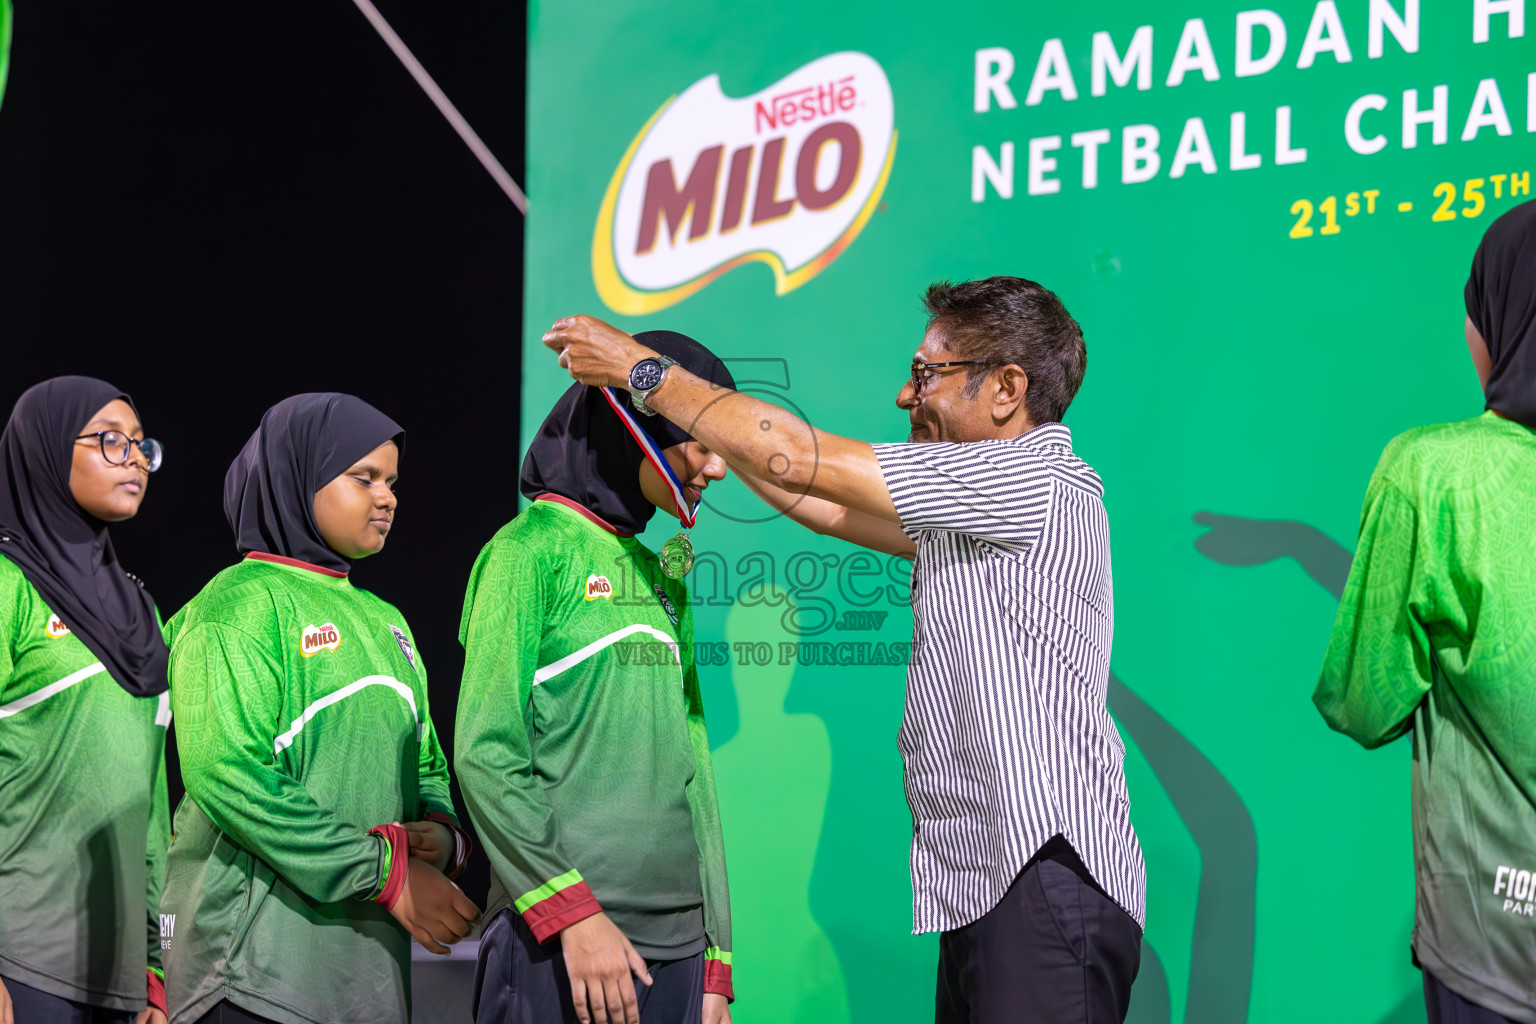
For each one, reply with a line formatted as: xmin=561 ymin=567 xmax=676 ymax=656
xmin=520 ymin=331 xmax=736 ymax=534
xmin=225 ymin=393 xmax=404 ymax=573
xmin=1467 ymin=198 xmax=1536 ymax=429
xmin=0 ymin=376 xmax=168 ymax=697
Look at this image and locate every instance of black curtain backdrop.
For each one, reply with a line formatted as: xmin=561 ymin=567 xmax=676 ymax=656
xmin=0 ymin=1 xmax=525 ymax=903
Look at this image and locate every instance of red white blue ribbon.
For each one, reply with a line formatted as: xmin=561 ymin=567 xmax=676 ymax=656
xmin=601 ymin=387 xmax=697 ymax=528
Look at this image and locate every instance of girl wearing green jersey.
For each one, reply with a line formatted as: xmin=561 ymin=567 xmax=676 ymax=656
xmin=1317 ymin=200 xmax=1536 ymax=1024
xmin=0 ymin=377 xmax=170 ymax=1024
xmin=160 ymin=394 xmax=478 ymax=1024
xmin=459 ymin=332 xmax=735 ymax=1024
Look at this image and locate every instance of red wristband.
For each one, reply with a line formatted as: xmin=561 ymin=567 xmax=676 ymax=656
xmin=704 ymin=959 xmax=734 ymax=1002
xmin=146 ymin=969 xmax=167 ymax=1016
xmin=424 ymin=811 xmax=475 ymax=880
xmin=523 ymin=882 xmax=602 ymax=944
xmin=368 ymin=823 xmax=409 ymax=909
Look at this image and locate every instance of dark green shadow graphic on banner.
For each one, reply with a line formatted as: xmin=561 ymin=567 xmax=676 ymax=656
xmin=1111 ymin=512 xmax=1371 ymax=1023
xmin=714 ymin=593 xmax=852 ymax=1022
xmin=1111 ymin=674 xmax=1257 ymax=1024
xmin=1183 ymin=512 xmax=1421 ymax=1024
xmin=1194 ymin=512 xmax=1352 ymax=600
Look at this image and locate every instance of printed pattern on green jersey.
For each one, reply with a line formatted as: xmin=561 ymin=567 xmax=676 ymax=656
xmin=457 ymin=497 xmax=732 ymax=996
xmin=162 ymin=553 xmax=457 ymax=1024
xmin=0 ymin=555 xmax=169 ymax=1012
xmin=1317 ymin=412 xmax=1536 ymax=1020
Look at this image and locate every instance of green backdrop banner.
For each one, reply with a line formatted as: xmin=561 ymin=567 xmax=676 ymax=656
xmin=524 ymin=3 xmax=1532 ymax=1021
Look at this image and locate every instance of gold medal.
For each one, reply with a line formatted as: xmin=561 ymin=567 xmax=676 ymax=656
xmin=658 ymin=531 xmax=694 ymax=580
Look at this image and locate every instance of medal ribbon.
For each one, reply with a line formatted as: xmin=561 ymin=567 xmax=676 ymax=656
xmin=601 ymin=386 xmax=698 ymax=528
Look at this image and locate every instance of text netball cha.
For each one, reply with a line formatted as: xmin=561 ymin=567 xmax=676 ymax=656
xmin=970 ymin=0 xmax=1532 ymax=200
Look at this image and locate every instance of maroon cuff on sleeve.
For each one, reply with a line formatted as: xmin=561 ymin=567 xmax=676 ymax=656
xmin=146 ymin=970 xmax=167 ymax=1016
xmin=522 ymin=882 xmax=602 ymax=943
xmin=368 ymin=823 xmax=409 ymax=910
xmin=424 ymin=811 xmax=474 ymax=880
xmin=704 ymin=960 xmax=734 ymax=1002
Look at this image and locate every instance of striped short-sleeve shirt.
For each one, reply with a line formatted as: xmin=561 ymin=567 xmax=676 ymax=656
xmin=872 ymin=422 xmax=1145 ymax=934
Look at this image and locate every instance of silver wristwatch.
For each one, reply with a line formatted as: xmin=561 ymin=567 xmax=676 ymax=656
xmin=628 ymin=355 xmax=675 ymax=416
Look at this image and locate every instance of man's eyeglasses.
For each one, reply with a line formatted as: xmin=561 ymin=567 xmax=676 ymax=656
xmin=75 ymin=431 xmax=164 ymax=472
xmin=909 ymin=360 xmax=987 ymax=397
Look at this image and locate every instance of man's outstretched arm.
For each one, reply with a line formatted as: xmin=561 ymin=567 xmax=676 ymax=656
xmin=735 ymin=466 xmax=915 ymax=558
xmin=543 ymin=315 xmax=900 ymax=524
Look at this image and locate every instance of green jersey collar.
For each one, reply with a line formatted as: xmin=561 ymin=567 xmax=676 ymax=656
xmin=244 ymin=551 xmax=349 ymax=579
xmin=534 ymin=493 xmax=633 ymax=538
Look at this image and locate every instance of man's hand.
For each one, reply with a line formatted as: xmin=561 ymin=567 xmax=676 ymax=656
xmin=702 ymin=992 xmax=731 ymax=1024
xmin=560 ymin=912 xmax=653 ymax=1024
xmin=543 ymin=315 xmax=656 ymax=390
xmin=1 ymin=975 xmax=11 ymax=1024
xmin=402 ymin=819 xmax=454 ymax=874
xmin=134 ymin=1009 xmax=168 ymax=1024
xmin=387 ymin=858 xmax=480 ymax=956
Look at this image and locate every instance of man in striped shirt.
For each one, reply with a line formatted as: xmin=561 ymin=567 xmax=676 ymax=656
xmin=545 ymin=276 xmax=1145 ymax=1023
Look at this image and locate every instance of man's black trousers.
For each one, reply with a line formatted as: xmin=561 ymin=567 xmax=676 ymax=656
xmin=935 ymin=835 xmax=1142 ymax=1024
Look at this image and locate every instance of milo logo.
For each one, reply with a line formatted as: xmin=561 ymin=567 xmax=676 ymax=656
xmin=593 ymin=51 xmax=896 ymax=315
xmin=45 ymin=613 xmax=72 ymax=639
xmin=586 ymin=575 xmax=614 ymax=601
xmin=299 ymin=622 xmax=341 ymax=657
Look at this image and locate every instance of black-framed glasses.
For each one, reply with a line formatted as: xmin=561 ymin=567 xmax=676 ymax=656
xmin=75 ymin=431 xmax=164 ymax=472
xmin=910 ymin=360 xmax=987 ymax=396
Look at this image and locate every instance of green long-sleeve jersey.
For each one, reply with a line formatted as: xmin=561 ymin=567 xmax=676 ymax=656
xmin=161 ymin=553 xmax=459 ymax=1024
xmin=456 ymin=496 xmax=733 ymax=998
xmin=0 ymin=554 xmax=170 ymax=1012
xmin=1 ymin=0 xmax=12 ymax=108
xmin=1316 ymin=412 xmax=1536 ymax=1023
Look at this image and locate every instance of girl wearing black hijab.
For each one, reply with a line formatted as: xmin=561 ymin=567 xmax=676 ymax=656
xmin=0 ymin=377 xmax=170 ymax=1024
xmin=1316 ymin=198 xmax=1536 ymax=1024
xmin=458 ymin=332 xmax=736 ymax=1024
xmin=158 ymin=394 xmax=478 ymax=1024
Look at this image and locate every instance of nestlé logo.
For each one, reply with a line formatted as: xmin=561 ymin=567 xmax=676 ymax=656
xmin=593 ymin=51 xmax=896 ymax=315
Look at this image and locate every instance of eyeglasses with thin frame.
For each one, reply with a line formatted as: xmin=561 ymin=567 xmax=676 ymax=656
xmin=909 ymin=360 xmax=987 ymax=397
xmin=74 ymin=431 xmax=164 ymax=472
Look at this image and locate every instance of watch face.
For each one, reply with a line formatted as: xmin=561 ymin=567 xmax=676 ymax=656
xmin=630 ymin=358 xmax=665 ymax=392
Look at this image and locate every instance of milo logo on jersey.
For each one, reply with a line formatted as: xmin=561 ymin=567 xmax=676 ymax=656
xmin=1493 ymin=864 xmax=1536 ymax=917
xmin=586 ymin=575 xmax=614 ymax=601
xmin=593 ymin=51 xmax=896 ymax=315
xmin=299 ymin=623 xmax=341 ymax=657
xmin=45 ymin=613 xmax=72 ymax=639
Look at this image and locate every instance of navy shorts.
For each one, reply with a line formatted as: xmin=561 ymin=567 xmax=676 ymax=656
xmin=0 ymin=975 xmax=134 ymax=1024
xmin=472 ymin=909 xmax=703 ymax=1024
